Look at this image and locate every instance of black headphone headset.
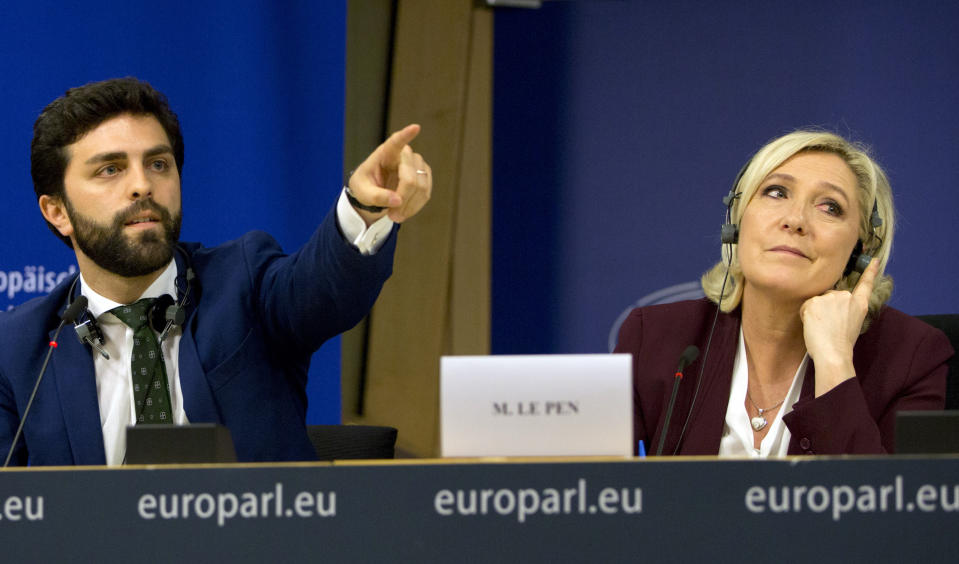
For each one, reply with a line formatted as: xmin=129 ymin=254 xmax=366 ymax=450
xmin=719 ymin=159 xmax=883 ymax=277
xmin=66 ymin=245 xmax=195 ymax=358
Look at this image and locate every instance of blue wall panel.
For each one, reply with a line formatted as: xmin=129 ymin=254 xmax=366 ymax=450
xmin=493 ymin=1 xmax=959 ymax=354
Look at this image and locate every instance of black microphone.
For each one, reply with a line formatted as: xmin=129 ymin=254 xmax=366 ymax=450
xmin=655 ymin=345 xmax=700 ymax=456
xmin=62 ymin=296 xmax=89 ymax=325
xmin=3 ymin=297 xmax=88 ymax=467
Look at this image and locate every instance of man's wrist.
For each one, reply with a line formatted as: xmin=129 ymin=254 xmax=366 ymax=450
xmin=344 ymin=185 xmax=387 ymax=213
xmin=336 ymin=190 xmax=394 ymax=255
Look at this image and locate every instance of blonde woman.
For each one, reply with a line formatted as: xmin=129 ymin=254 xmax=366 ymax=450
xmin=615 ymin=130 xmax=953 ymax=457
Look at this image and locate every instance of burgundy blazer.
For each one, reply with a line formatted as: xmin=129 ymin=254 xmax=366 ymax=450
xmin=614 ymin=299 xmax=953 ymax=455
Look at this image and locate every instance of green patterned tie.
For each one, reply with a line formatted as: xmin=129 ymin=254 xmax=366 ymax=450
xmin=110 ymin=299 xmax=173 ymax=424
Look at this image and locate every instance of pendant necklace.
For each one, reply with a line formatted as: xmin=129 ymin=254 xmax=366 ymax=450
xmin=746 ymin=391 xmax=785 ymax=432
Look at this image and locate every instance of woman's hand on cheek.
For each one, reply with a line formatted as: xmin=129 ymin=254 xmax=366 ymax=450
xmin=799 ymin=258 xmax=880 ymax=396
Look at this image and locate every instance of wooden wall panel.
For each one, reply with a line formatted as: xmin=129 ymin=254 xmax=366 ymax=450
xmin=352 ymin=0 xmax=492 ymax=457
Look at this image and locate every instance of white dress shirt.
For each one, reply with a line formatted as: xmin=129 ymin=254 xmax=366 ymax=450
xmin=84 ymin=190 xmax=391 ymax=465
xmin=719 ymin=327 xmax=807 ymax=458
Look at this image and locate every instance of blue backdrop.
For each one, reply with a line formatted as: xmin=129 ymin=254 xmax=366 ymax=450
xmin=493 ymin=1 xmax=959 ymax=354
xmin=0 ymin=1 xmax=347 ymax=423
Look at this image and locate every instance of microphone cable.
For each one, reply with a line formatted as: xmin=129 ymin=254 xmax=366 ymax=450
xmin=669 ymin=188 xmax=740 ymax=455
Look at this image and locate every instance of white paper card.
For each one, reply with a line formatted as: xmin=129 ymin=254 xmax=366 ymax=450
xmin=440 ymin=354 xmax=632 ymax=457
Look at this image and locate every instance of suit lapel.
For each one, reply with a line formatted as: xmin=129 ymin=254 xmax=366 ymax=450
xmin=678 ymin=313 xmax=740 ymax=455
xmin=50 ymin=323 xmax=106 ymax=465
xmin=174 ymin=249 xmax=219 ymax=424
xmin=178 ymin=331 xmax=219 ymax=423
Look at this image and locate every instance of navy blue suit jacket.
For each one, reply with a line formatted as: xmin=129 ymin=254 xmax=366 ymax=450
xmin=0 ymin=206 xmax=396 ymax=465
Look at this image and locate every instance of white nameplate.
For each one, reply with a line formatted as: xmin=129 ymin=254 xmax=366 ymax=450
xmin=440 ymin=354 xmax=632 ymax=457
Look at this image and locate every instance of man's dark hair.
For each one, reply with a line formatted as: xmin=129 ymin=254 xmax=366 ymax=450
xmin=31 ymin=77 xmax=185 ymax=247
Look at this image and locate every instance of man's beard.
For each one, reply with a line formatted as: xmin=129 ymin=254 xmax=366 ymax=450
xmin=64 ymin=198 xmax=182 ymax=278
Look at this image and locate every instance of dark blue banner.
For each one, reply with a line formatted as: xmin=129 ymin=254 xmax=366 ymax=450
xmin=1 ymin=458 xmax=957 ymax=561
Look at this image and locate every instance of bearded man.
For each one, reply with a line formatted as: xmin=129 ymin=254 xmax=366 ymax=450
xmin=0 ymin=77 xmax=432 ymax=466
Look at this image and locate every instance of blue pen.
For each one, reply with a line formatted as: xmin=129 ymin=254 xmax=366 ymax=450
xmin=637 ymin=439 xmax=646 ymax=458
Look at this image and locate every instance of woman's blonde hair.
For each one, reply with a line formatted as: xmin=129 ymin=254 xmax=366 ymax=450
xmin=701 ymin=130 xmax=895 ymax=318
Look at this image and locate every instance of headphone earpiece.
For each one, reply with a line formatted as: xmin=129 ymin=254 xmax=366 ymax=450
xmin=843 ymin=200 xmax=883 ymax=278
xmin=844 ymin=240 xmax=869 ymax=277
xmin=720 ymin=190 xmax=741 ymax=245
xmin=149 ymin=294 xmax=186 ymax=334
xmin=720 ymin=185 xmax=741 ymax=245
xmin=720 ymin=160 xmax=750 ymax=246
xmin=74 ymin=309 xmax=111 ymax=360
xmin=65 ymin=276 xmax=110 ymax=359
xmin=720 ymin=223 xmax=739 ymax=245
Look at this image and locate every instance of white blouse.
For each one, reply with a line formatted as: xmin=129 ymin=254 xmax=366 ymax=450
xmin=718 ymin=327 xmax=807 ymax=458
